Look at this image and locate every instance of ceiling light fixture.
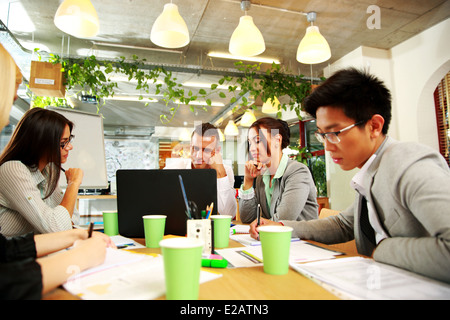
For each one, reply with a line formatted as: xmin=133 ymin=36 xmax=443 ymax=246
xmin=182 ymin=81 xmax=241 ymax=90
xmin=261 ymin=97 xmax=280 ymax=114
xmin=240 ymin=109 xmax=257 ymax=127
xmin=296 ymin=12 xmax=331 ymax=64
xmin=175 ymin=100 xmax=225 ymax=107
xmin=150 ymin=2 xmax=190 ymax=49
xmin=218 ymin=129 xmax=225 ymax=141
xmin=54 ymin=0 xmax=99 ymax=38
xmin=207 ymin=52 xmax=280 ymax=64
xmin=92 ymin=41 xmax=183 ymax=54
xmin=224 ymin=120 xmax=239 ymax=136
xmin=229 ymin=0 xmax=265 ymax=57
xmin=104 ymin=95 xmax=159 ymax=102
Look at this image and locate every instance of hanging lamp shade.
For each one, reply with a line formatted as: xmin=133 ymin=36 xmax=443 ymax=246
xmin=179 ymin=128 xmax=191 ymax=141
xmin=54 ymin=0 xmax=99 ymax=38
xmin=224 ymin=120 xmax=239 ymax=136
xmin=229 ymin=15 xmax=265 ymax=57
xmin=296 ymin=25 xmax=331 ymax=64
xmin=218 ymin=129 xmax=225 ymax=142
xmin=262 ymin=97 xmax=280 ymax=114
xmin=240 ymin=110 xmax=257 ymax=127
xmin=150 ymin=3 xmax=190 ymax=48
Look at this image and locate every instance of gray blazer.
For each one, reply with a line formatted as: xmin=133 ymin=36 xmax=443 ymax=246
xmin=239 ymin=159 xmax=318 ymax=224
xmin=283 ymin=137 xmax=450 ymax=283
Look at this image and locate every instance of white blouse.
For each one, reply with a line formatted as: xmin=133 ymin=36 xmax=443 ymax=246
xmin=0 ymin=161 xmax=79 ymax=237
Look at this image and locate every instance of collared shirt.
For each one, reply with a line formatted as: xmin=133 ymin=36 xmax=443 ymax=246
xmin=0 ymin=161 xmax=78 ymax=237
xmin=262 ymin=153 xmax=289 ymax=208
xmin=239 ymin=154 xmax=289 ymax=208
xmin=351 ymin=153 xmax=388 ymax=244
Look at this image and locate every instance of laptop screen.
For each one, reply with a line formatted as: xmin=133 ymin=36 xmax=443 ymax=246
xmin=116 ymin=169 xmax=217 ymax=237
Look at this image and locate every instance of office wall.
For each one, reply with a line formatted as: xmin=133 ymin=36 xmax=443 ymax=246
xmin=321 ymin=18 xmax=450 ymax=211
xmin=321 ymin=46 xmax=393 ymax=211
xmin=390 ymin=18 xmax=450 ymax=150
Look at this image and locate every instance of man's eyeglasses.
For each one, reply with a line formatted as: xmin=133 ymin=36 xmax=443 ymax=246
xmin=315 ymin=121 xmax=365 ymax=144
xmin=60 ymin=135 xmax=74 ymax=149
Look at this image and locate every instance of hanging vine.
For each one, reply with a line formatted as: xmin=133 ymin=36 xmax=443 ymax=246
xmin=29 ymin=51 xmax=318 ymax=123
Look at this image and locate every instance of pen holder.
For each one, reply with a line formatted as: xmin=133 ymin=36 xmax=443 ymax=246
xmin=187 ymin=219 xmax=212 ymax=255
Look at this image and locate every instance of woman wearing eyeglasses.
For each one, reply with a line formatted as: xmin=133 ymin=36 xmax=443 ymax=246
xmin=0 ymin=108 xmax=83 ymax=237
xmin=239 ymin=117 xmax=319 ymax=224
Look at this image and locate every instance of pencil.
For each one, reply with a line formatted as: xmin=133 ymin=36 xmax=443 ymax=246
xmin=87 ymin=222 xmax=94 ymax=238
xmin=207 ymin=202 xmax=214 ymax=219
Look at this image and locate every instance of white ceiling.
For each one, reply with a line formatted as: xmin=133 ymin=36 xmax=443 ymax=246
xmin=2 ymin=0 xmax=450 ymax=132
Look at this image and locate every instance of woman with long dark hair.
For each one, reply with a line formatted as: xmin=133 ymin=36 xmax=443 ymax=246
xmin=0 ymin=44 xmax=113 ymax=300
xmin=239 ymin=117 xmax=318 ymax=224
xmin=0 ymin=107 xmax=84 ymax=236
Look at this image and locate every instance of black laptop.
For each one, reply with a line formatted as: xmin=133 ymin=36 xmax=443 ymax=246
xmin=116 ymin=169 xmax=217 ymax=237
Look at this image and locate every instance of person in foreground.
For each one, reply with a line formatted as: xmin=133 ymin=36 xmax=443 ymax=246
xmin=249 ymin=68 xmax=450 ymax=283
xmin=0 ymin=44 xmax=113 ymax=299
xmin=0 ymin=107 xmax=84 ymax=237
xmin=239 ymin=117 xmax=318 ymax=223
xmin=165 ymin=122 xmax=237 ymax=218
xmin=1 ymin=229 xmax=114 ymax=299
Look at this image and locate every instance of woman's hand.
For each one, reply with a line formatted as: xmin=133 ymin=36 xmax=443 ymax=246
xmin=249 ymin=217 xmax=283 ymax=240
xmin=64 ymin=168 xmax=84 ymax=187
xmin=90 ymin=231 xmax=117 ymax=249
xmin=242 ymin=160 xmax=265 ymax=190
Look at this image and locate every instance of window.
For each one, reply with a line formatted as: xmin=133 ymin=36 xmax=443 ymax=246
xmin=433 ymin=71 xmax=450 ymax=166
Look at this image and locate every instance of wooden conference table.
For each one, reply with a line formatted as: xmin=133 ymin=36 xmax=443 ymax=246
xmin=44 ymin=235 xmax=361 ymax=300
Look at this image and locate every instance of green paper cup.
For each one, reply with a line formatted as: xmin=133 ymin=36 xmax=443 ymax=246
xmin=159 ymin=237 xmax=203 ymax=300
xmin=258 ymin=225 xmax=293 ymax=275
xmin=210 ymin=215 xmax=232 ymax=248
xmin=102 ymin=211 xmax=119 ymax=236
xmin=143 ymin=215 xmax=166 ymax=248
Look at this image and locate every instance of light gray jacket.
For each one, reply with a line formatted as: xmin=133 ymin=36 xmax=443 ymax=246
xmin=239 ymin=159 xmax=318 ymax=224
xmin=283 ymin=137 xmax=450 ymax=283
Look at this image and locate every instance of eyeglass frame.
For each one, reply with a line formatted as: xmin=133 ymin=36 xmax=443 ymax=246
xmin=315 ymin=121 xmax=365 ymax=144
xmin=60 ymin=135 xmax=75 ymax=149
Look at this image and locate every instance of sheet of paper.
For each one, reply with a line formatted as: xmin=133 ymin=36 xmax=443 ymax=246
xmin=230 ymin=233 xmax=302 ymax=246
xmin=111 ymin=235 xmax=145 ymax=249
xmin=216 ymin=240 xmax=341 ymax=268
xmin=63 ymin=249 xmax=222 ymax=300
xmin=290 ymin=257 xmax=450 ymax=300
xmin=230 ymin=225 xmax=250 ymax=234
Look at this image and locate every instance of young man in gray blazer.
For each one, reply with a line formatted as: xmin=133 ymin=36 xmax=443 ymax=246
xmin=250 ymin=68 xmax=450 ymax=284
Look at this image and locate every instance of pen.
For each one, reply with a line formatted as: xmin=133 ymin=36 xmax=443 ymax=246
xmin=61 ymin=167 xmax=65 ymax=172
xmin=257 ymin=203 xmax=260 ymax=226
xmin=178 ymin=175 xmax=192 ymax=219
xmin=87 ymin=222 xmax=94 ymax=238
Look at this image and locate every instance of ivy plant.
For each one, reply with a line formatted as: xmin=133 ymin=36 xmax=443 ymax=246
xmin=30 ymin=52 xmax=317 ymax=123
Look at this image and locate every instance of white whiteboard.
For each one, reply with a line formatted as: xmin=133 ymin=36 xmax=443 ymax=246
xmin=49 ymin=108 xmax=108 ymax=189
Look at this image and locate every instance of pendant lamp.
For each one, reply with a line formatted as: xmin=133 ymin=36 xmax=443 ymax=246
xmin=54 ymin=0 xmax=99 ymax=38
xmin=218 ymin=129 xmax=225 ymax=142
xmin=229 ymin=0 xmax=265 ymax=57
xmin=262 ymin=97 xmax=280 ymax=114
xmin=224 ymin=120 xmax=239 ymax=136
xmin=240 ymin=109 xmax=257 ymax=127
xmin=150 ymin=3 xmax=190 ymax=48
xmin=296 ymin=12 xmax=331 ymax=64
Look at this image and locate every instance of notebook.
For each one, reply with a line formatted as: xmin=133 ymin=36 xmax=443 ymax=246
xmin=116 ymin=169 xmax=217 ymax=237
